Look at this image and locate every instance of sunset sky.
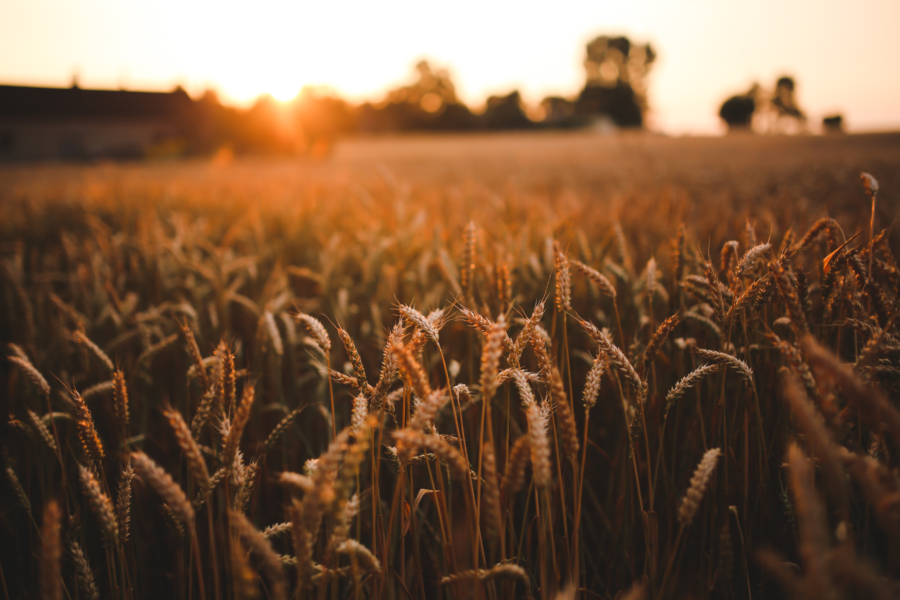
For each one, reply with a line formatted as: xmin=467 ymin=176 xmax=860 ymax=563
xmin=2 ymin=0 xmax=899 ymax=134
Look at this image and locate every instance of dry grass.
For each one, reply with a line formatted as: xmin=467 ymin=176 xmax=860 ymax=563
xmin=1 ymin=131 xmax=900 ymax=599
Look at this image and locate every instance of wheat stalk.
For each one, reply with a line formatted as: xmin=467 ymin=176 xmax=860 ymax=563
xmin=40 ymin=500 xmax=62 ymax=600
xmin=263 ymin=311 xmax=284 ymax=356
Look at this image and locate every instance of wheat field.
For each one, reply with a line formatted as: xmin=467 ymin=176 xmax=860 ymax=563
xmin=2 ymin=131 xmax=900 ymax=600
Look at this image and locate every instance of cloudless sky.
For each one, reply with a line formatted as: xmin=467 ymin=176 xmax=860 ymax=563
xmin=2 ymin=0 xmax=899 ymax=134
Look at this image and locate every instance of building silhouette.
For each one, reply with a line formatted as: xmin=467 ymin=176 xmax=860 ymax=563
xmin=0 ymin=84 xmax=194 ymax=161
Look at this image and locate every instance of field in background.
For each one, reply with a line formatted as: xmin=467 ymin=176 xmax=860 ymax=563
xmin=2 ymin=131 xmax=900 ymax=600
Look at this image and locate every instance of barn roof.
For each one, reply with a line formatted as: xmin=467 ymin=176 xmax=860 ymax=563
xmin=0 ymin=84 xmax=194 ymax=120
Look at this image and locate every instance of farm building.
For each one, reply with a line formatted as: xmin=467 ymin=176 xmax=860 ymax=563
xmin=0 ymin=84 xmax=194 ymax=161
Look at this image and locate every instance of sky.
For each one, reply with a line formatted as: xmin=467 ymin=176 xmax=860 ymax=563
xmin=2 ymin=0 xmax=899 ymax=135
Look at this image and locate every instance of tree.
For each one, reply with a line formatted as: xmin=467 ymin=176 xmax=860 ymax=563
xmin=356 ymin=60 xmax=477 ymax=132
xmin=719 ymin=84 xmax=759 ymax=131
xmin=576 ymin=35 xmax=656 ymax=128
xmin=482 ymin=91 xmax=532 ymax=130
xmin=771 ymin=76 xmax=803 ymax=120
xmin=768 ymin=75 xmax=806 ymax=133
xmin=823 ymin=114 xmax=844 ymax=134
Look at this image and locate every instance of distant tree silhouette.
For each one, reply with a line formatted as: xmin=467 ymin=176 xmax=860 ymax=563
xmin=718 ymin=76 xmax=809 ymax=134
xmin=483 ymin=91 xmax=533 ymax=130
xmin=576 ymin=35 xmax=656 ymax=128
xmin=768 ymin=75 xmax=806 ymax=133
xmin=539 ymin=96 xmax=579 ymax=127
xmin=357 ymin=61 xmax=477 ymax=132
xmin=719 ymin=84 xmax=759 ymax=131
xmin=771 ymin=77 xmax=804 ymax=120
xmin=823 ymin=114 xmax=844 ymax=134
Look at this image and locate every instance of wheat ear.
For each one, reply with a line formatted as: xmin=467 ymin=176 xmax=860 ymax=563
xmin=480 ymin=437 xmax=502 ymax=545
xmin=293 ymin=312 xmax=332 ymax=352
xmin=71 ymin=389 xmax=104 ymax=467
xmin=336 ymin=539 xmax=382 ymax=575
xmin=72 ymin=330 xmax=114 ymax=373
xmin=398 ymin=303 xmax=440 ymax=344
xmin=571 ymin=260 xmax=617 ymax=299
xmin=116 ymin=462 xmax=134 ymax=543
xmin=164 ymin=408 xmax=210 ymax=489
xmin=554 ymin=242 xmax=572 ymax=311
xmin=78 ymin=465 xmax=119 ymax=547
xmin=336 ymin=326 xmax=367 ymax=388
xmin=392 ymin=338 xmax=431 ymax=399
xmin=480 ymin=314 xmax=506 ymax=403
xmin=693 ymin=348 xmax=754 ymax=387
xmin=440 ymin=563 xmax=528 ymax=584
xmin=644 ymin=313 xmax=680 ymax=367
xmin=27 ymin=409 xmax=58 ymax=453
xmin=179 ymin=320 xmax=210 ymax=391
xmin=678 ymin=447 xmax=721 ymax=526
xmin=664 ymin=364 xmax=719 ymax=420
xmin=69 ymin=539 xmax=99 ymax=600
xmin=526 ymin=402 xmax=551 ymax=489
xmin=7 ymin=350 xmax=50 ymax=397
xmin=131 ymin=451 xmax=195 ymax=527
xmin=551 ymin=366 xmax=579 ymax=461
xmin=392 ymin=429 xmax=470 ymax=480
xmin=232 ymin=511 xmax=288 ymax=600
xmin=223 ymin=385 xmax=256 ymax=474
xmin=502 ymin=436 xmax=531 ymax=494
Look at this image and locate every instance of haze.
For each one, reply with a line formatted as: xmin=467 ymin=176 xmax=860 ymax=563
xmin=2 ymin=0 xmax=898 ymax=134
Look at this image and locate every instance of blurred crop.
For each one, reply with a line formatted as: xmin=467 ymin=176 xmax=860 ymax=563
xmin=2 ymin=133 xmax=900 ymax=600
